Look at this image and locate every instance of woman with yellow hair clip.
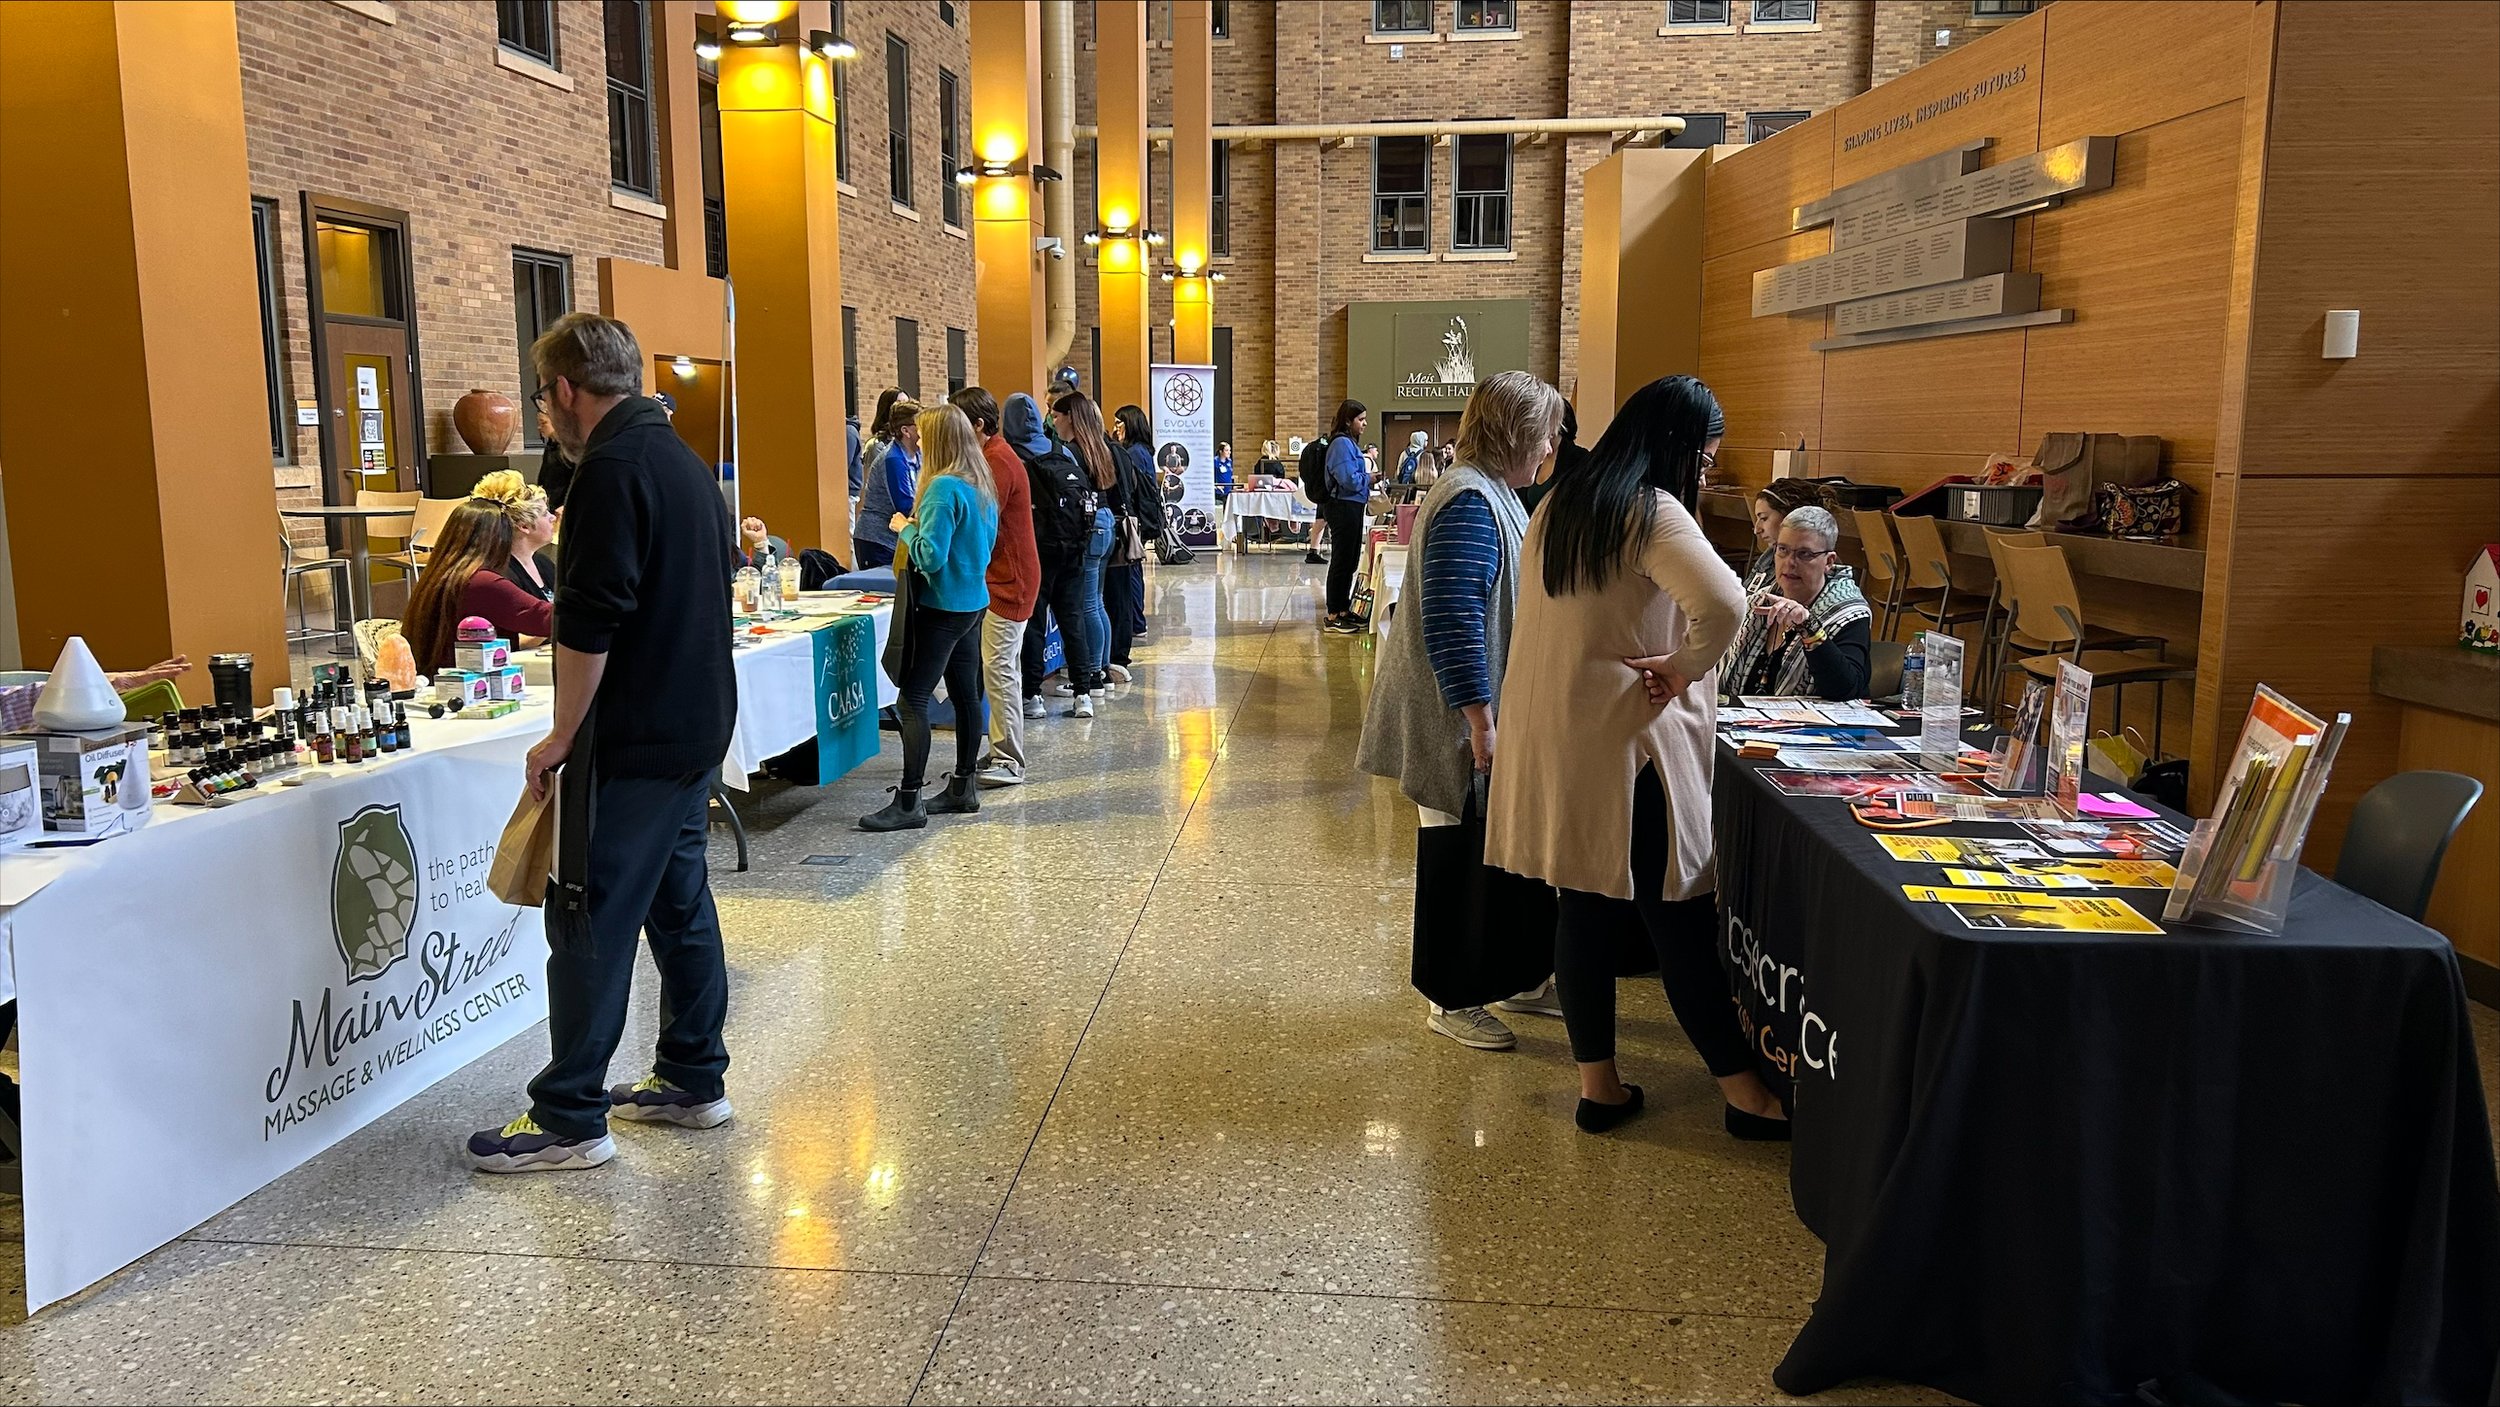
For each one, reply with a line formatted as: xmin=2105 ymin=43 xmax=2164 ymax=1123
xmin=400 ymin=471 xmax=557 ymax=671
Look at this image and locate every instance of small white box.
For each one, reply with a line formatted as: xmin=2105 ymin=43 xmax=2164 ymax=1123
xmin=482 ymin=666 xmax=528 ymax=702
xmin=453 ymin=639 xmax=511 ymax=674
xmin=6 ymin=727 xmax=153 ymax=837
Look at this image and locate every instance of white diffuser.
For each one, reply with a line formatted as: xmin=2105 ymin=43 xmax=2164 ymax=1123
xmin=33 ymin=636 xmax=127 ymax=733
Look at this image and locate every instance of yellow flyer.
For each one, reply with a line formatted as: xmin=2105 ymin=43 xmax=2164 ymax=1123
xmin=1941 ymin=868 xmax=2096 ymax=891
xmin=2028 ymin=859 xmax=2180 ymax=889
xmin=1904 ymin=885 xmax=2056 ymax=906
xmin=1877 ymin=835 xmax=1976 ymax=864
xmin=1946 ymin=896 xmax=2164 ymax=934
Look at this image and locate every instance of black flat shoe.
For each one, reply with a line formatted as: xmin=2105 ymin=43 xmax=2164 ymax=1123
xmin=859 ymin=789 xmax=927 ymax=832
xmin=1575 ymin=1084 xmax=1645 ymax=1134
xmin=924 ymin=773 xmax=980 ymax=816
xmin=1724 ymin=1103 xmax=1792 ymax=1142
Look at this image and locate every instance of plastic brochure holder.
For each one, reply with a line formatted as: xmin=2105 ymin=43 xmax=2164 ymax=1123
xmin=2163 ymin=684 xmax=2348 ymax=935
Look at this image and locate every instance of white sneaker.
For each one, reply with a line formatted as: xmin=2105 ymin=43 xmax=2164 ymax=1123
xmin=1426 ymin=1005 xmax=1516 ymax=1051
xmin=1022 ymin=697 xmax=1048 ymax=719
xmin=1045 ymin=680 xmax=1078 ymax=697
xmin=1106 ymin=663 xmax=1132 ymax=683
xmin=1067 ymin=693 xmax=1096 ymax=719
xmin=977 ymin=761 xmax=1025 ymax=787
xmin=1492 ymin=977 xmax=1564 ymax=1019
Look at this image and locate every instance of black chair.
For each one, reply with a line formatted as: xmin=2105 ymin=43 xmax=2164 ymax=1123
xmin=2332 ymin=771 xmax=2483 ymax=922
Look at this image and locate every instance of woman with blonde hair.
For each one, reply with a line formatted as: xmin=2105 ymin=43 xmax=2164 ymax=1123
xmin=1358 ymin=370 xmax=1567 ymax=1051
xmin=400 ymin=475 xmax=556 ymax=671
xmin=469 ymin=469 xmax=559 ymax=602
xmin=862 ymin=403 xmax=1001 ymax=831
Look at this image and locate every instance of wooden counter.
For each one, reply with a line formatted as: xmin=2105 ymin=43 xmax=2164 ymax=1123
xmin=1698 ymin=488 xmax=2206 ymax=592
xmin=2374 ymin=645 xmax=2500 ymax=1004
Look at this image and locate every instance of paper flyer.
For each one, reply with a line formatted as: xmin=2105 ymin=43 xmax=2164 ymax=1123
xmin=1893 ymin=791 xmax=2069 ymax=822
xmin=1875 ymin=834 xmax=2056 ymax=866
xmin=1940 ymin=868 xmax=2098 ymax=891
xmin=2018 ymin=818 xmax=2188 ymax=858
xmin=2048 ymin=660 xmax=2093 ymax=813
xmin=1764 ymin=772 xmax=1983 ymax=800
xmin=1946 ymin=895 xmax=2164 ymax=934
xmin=1985 ymin=677 xmax=2049 ymax=794
xmin=1903 ymin=885 xmax=2056 ymax=905
xmin=1769 ymin=751 xmax=1926 ymax=773
xmin=2024 ymin=859 xmax=2179 ymax=888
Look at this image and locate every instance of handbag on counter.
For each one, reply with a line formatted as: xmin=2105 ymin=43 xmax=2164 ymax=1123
xmin=2097 ymin=479 xmax=2188 ymax=540
xmin=2031 ymin=432 xmax=2161 ymax=531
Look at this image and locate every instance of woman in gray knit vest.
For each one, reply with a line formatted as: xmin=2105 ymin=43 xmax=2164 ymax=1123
xmin=1356 ymin=371 xmax=1568 ymax=1052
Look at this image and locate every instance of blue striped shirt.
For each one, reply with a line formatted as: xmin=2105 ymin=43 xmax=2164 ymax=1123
xmin=1419 ymin=490 xmax=1501 ymax=710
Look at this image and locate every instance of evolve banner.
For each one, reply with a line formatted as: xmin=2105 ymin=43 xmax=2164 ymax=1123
xmin=11 ymin=730 xmax=550 ymax=1310
xmin=1150 ymin=363 xmax=1219 ymax=548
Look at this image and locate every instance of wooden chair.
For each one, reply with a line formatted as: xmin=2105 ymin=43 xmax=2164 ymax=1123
xmin=1889 ymin=511 xmax=1990 ymax=645
xmin=358 ymin=489 xmax=423 ymax=586
xmin=1984 ymin=527 xmax=2162 ymax=716
xmin=1996 ymin=542 xmax=2194 ymax=757
xmin=1851 ymin=508 xmax=1911 ymax=639
xmin=407 ymin=495 xmax=460 ymax=563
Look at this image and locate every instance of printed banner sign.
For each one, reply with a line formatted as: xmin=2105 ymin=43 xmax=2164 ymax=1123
xmin=812 ymin=613 xmax=882 ymax=782
xmin=11 ymin=730 xmax=550 ymax=1310
xmin=1150 ymin=363 xmax=1219 ymax=548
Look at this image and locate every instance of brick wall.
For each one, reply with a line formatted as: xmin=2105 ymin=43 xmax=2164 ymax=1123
xmin=240 ymin=0 xmax=666 ymax=532
xmin=1871 ymin=2 xmax=2034 ymax=85
xmin=828 ymin=1 xmax=979 ymax=418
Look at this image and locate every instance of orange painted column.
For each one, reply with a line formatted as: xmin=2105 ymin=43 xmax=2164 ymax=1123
xmin=0 ymin=0 xmax=287 ymax=696
xmin=968 ymin=1 xmax=1047 ymax=400
xmin=717 ymin=0 xmax=850 ymax=554
xmin=1093 ymin=0 xmax=1151 ymax=411
xmin=1168 ymin=0 xmax=1215 ymax=365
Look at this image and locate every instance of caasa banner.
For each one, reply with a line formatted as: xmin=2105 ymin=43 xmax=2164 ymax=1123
xmin=10 ymin=731 xmax=551 ymax=1309
xmin=1150 ymin=363 xmax=1219 ymax=548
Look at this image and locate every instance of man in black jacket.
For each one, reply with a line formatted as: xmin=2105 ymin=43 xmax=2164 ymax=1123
xmin=467 ymin=312 xmax=741 ymax=1173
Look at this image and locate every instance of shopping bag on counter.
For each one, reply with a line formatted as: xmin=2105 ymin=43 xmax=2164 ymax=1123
xmin=1411 ymin=775 xmax=1557 ymax=1009
xmin=487 ymin=783 xmax=556 ymax=907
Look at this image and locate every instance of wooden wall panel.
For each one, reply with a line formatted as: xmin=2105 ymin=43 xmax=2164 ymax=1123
xmin=1701 ymin=111 xmax=1835 ymax=262
xmin=2237 ymin=2 xmax=2500 ymax=477
xmin=2200 ymin=474 xmax=2500 ymax=865
xmin=1698 ymin=230 xmax=1829 ymax=452
xmin=1828 ymin=10 xmax=2044 ymax=190
xmin=2400 ymin=706 xmax=2500 ymax=967
xmin=2038 ymin=0 xmax=2251 ymax=146
xmin=2021 ymin=102 xmax=2243 ymax=466
xmin=1820 ymin=322 xmax=2027 ymax=459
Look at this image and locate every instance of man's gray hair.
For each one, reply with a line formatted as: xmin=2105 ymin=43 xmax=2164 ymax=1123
xmin=531 ymin=312 xmax=644 ymax=398
xmin=1783 ymin=504 xmax=1841 ymax=552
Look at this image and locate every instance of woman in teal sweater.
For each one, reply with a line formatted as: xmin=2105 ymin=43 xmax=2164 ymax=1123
xmin=862 ymin=404 xmax=1003 ymax=831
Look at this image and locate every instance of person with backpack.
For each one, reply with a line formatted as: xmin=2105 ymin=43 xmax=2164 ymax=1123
xmin=1321 ymin=399 xmax=1373 ymax=634
xmin=1107 ymin=404 xmax=1164 ymax=680
xmin=1005 ymin=392 xmax=1104 ymax=719
xmin=1049 ymin=393 xmax=1123 ymax=717
xmin=1295 ymin=429 xmax=1331 ymax=564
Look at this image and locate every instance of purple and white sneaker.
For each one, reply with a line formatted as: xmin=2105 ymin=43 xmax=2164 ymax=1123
xmin=464 ymin=1114 xmax=615 ymax=1173
xmin=607 ymin=1074 xmax=734 ymax=1129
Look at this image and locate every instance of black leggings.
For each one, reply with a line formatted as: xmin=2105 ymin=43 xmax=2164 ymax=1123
xmin=1023 ymin=548 xmax=1098 ymax=694
xmin=1553 ymin=765 xmax=1756 ymax=1077
xmin=895 ymin=603 xmax=986 ymax=791
xmin=1323 ymin=500 xmax=1366 ymax=614
xmin=1104 ymin=558 xmax=1141 ymax=666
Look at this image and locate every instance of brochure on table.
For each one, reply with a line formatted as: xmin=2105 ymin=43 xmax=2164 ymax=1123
xmin=2047 ymin=660 xmax=2094 ymax=813
xmin=2164 ymin=684 xmax=2349 ymax=934
xmin=1918 ymin=632 xmax=1964 ymax=760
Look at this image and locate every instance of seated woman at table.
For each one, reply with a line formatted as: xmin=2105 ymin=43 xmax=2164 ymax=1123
xmin=1721 ymin=505 xmax=1871 ymax=702
xmin=1251 ymin=440 xmax=1287 ymax=485
xmin=1484 ymin=373 xmax=1789 ymax=1141
xmin=399 ymin=489 xmax=554 ymax=671
xmin=1744 ymin=478 xmax=1826 ymax=593
xmin=471 ymin=471 xmax=557 ymax=604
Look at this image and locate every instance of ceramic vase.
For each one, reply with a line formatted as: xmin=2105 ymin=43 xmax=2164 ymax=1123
xmin=34 ymin=636 xmax=127 ymax=732
xmin=452 ymin=388 xmax=518 ymax=455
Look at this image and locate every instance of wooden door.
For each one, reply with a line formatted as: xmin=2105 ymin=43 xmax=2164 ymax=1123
xmin=322 ymin=322 xmax=419 ymax=499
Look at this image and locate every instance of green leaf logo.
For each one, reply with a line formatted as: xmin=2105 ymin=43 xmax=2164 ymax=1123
xmin=333 ymin=804 xmax=419 ymax=983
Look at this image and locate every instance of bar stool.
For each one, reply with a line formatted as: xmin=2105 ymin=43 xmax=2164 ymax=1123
xmin=280 ymin=524 xmax=350 ymax=647
xmin=1996 ymin=541 xmax=2194 ymax=757
xmin=1851 ymin=508 xmax=1911 ymax=640
xmin=1889 ymin=511 xmax=1990 ymax=645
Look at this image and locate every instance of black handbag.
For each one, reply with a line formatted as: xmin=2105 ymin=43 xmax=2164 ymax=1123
xmin=880 ymin=549 xmax=916 ymax=685
xmin=1410 ymin=775 xmax=1558 ymax=1010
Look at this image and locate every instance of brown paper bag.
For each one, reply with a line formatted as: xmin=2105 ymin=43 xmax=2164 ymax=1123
xmin=488 ymin=784 xmax=556 ymax=907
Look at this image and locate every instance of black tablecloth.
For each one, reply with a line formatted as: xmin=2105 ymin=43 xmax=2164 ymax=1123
xmin=1713 ymin=746 xmax=2500 ymax=1405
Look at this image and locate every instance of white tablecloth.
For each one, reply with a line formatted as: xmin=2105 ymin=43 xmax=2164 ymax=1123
xmin=721 ymin=604 xmax=896 ymax=787
xmin=1225 ymin=490 xmax=1318 ymax=529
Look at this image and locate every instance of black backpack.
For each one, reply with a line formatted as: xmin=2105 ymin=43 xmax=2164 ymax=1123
xmin=1296 ymin=437 xmax=1328 ymax=496
xmin=1020 ymin=438 xmax=1097 ymax=554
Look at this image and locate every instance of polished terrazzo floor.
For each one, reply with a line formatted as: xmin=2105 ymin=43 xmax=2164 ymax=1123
xmin=3 ymin=550 xmax=2494 ymax=1405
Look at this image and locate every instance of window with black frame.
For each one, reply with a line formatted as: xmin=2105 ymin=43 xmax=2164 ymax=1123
xmin=1664 ymin=112 xmax=1726 ymax=147
xmin=512 ymin=251 xmax=571 ymax=447
xmin=1210 ymin=140 xmax=1231 ymax=257
xmin=895 ymin=317 xmax=921 ymax=398
xmin=1211 ymin=0 xmax=1230 ymax=37
xmin=1747 ymin=110 xmax=1808 ymax=141
xmin=1666 ymin=0 xmax=1731 ymax=26
xmin=497 ymin=0 xmax=557 ymax=66
xmin=946 ymin=328 xmax=967 ymax=397
xmin=252 ymin=198 xmax=287 ymax=462
xmin=1971 ymin=0 xmax=2035 ymax=15
xmin=1456 ymin=0 xmax=1514 ymax=32
xmin=842 ymin=306 xmax=860 ymax=420
xmin=887 ymin=34 xmax=913 ymax=208
xmin=1372 ymin=135 xmax=1429 ymax=253
xmin=939 ymin=67 xmax=965 ymax=229
xmin=698 ymin=46 xmax=726 ymax=277
xmin=1452 ymin=134 xmax=1510 ymax=252
xmin=1373 ymin=0 xmax=1431 ymax=35
xmin=830 ymin=2 xmax=851 ymax=184
xmin=605 ymin=0 xmax=657 ymax=197
xmin=1751 ymin=0 xmax=1815 ymax=23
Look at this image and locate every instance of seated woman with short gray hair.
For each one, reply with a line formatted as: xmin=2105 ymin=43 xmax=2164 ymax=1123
xmin=1719 ymin=504 xmax=1872 ymax=701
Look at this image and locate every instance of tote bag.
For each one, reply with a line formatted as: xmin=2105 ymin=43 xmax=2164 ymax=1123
xmin=1410 ymin=775 xmax=1558 ymax=1010
xmin=881 ymin=538 xmax=917 ymax=684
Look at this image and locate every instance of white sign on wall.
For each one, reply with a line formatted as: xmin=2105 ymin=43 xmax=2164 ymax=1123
xmin=1150 ymin=363 xmax=1218 ymax=548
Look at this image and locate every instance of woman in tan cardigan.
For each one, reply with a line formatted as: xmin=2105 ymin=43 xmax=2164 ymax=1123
xmin=1485 ymin=375 xmax=1789 ymax=1140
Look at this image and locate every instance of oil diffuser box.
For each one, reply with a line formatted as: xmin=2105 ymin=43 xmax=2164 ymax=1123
xmin=5 ymin=726 xmax=153 ymax=838
xmin=0 ymin=740 xmax=41 ymax=847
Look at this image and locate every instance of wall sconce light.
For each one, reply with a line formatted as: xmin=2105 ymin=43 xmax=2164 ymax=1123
xmin=807 ymin=29 xmax=857 ymax=60
xmin=958 ymin=158 xmax=1021 ymax=186
xmin=694 ymin=37 xmax=723 ymax=60
xmin=1209 ymin=271 xmax=1226 ymax=282
xmin=1081 ymin=230 xmax=1105 ymax=246
xmin=1142 ymin=228 xmax=1166 ymax=247
xmin=1158 ymin=271 xmax=1174 ymax=283
xmin=725 ymin=21 xmax=777 ymax=45
xmin=672 ymin=355 xmax=698 ymax=378
xmin=1031 ymin=164 xmax=1065 ymax=184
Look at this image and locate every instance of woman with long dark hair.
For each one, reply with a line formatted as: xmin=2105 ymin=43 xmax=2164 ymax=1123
xmin=400 ymin=488 xmax=554 ymax=672
xmin=1319 ymin=399 xmax=1371 ymax=633
xmin=1107 ymin=403 xmax=1161 ymax=678
xmin=1484 ymin=375 xmax=1786 ymax=1140
xmin=1050 ymin=392 xmax=1121 ymax=717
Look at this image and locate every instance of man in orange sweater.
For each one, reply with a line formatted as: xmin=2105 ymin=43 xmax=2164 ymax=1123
xmin=952 ymin=387 xmax=1042 ymax=786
